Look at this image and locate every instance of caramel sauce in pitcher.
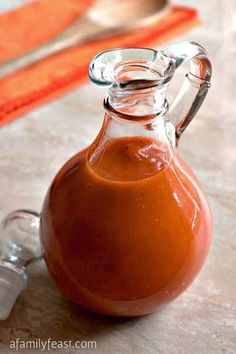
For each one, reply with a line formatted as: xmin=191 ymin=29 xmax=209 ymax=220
xmin=41 ymin=136 xmax=211 ymax=316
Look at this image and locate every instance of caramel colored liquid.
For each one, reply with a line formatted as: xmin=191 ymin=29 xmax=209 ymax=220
xmin=90 ymin=136 xmax=170 ymax=181
xmin=41 ymin=137 xmax=211 ymax=316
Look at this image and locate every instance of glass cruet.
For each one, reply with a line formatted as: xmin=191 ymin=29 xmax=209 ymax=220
xmin=39 ymin=41 xmax=212 ymax=317
xmin=0 ymin=41 xmax=208 ymax=318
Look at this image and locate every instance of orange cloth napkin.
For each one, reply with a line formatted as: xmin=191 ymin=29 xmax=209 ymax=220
xmin=0 ymin=0 xmax=199 ymax=126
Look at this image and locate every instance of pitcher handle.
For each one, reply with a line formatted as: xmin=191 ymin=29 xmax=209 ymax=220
xmin=163 ymin=41 xmax=212 ymax=143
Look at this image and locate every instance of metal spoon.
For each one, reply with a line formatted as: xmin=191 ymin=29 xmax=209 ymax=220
xmin=0 ymin=0 xmax=169 ymax=78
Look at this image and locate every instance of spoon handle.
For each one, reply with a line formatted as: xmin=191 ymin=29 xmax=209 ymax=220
xmin=0 ymin=16 xmax=114 ymax=78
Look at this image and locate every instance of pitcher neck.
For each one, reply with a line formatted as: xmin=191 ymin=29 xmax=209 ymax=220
xmin=107 ymin=82 xmax=169 ymax=118
xmin=88 ymin=100 xmax=174 ymax=167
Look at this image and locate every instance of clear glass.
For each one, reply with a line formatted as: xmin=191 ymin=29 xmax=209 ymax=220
xmin=0 ymin=209 xmax=41 ymax=267
xmin=0 ymin=210 xmax=40 ymax=320
xmin=40 ymin=41 xmax=212 ymax=317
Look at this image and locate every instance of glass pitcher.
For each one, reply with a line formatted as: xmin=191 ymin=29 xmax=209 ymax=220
xmin=40 ymin=41 xmax=212 ymax=317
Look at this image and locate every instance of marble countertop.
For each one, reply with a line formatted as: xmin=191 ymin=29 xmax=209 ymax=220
xmin=0 ymin=0 xmax=236 ymax=353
